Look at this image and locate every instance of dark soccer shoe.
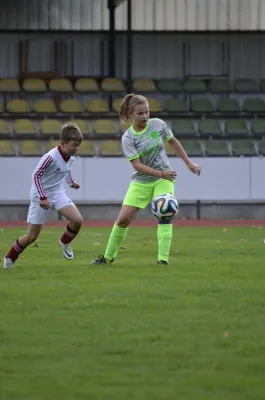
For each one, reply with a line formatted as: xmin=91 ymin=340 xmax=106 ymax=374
xmin=157 ymin=260 xmax=169 ymax=265
xmin=89 ymin=255 xmax=114 ymax=265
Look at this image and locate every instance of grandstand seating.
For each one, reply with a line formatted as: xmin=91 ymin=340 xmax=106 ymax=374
xmin=0 ymin=76 xmax=264 ymax=157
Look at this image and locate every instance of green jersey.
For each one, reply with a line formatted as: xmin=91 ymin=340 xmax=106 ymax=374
xmin=122 ymin=118 xmax=173 ymax=183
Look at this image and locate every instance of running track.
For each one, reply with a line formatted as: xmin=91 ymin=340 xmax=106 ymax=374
xmin=1 ymin=220 xmax=265 ymax=228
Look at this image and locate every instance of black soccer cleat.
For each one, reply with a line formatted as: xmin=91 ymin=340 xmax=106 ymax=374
xmin=157 ymin=260 xmax=169 ymax=265
xmin=89 ymin=255 xmax=114 ymax=265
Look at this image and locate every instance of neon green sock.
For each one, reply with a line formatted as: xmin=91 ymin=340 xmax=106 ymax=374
xmin=104 ymin=223 xmax=128 ymax=261
xmin=157 ymin=223 xmax=173 ymax=262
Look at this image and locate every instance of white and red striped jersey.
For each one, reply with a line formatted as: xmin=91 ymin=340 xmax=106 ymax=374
xmin=31 ymin=145 xmax=75 ymax=200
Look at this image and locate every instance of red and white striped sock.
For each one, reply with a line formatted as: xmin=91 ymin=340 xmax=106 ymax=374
xmin=6 ymin=239 xmax=25 ymax=262
xmin=60 ymin=224 xmax=78 ymax=244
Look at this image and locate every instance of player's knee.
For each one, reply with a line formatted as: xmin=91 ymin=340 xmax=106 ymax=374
xmin=71 ymin=215 xmax=83 ymax=228
xmin=27 ymin=232 xmax=39 ymax=243
xmin=116 ymin=218 xmax=130 ymax=228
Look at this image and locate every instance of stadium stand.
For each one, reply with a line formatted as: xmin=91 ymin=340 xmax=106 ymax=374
xmin=0 ymin=76 xmax=264 ymax=157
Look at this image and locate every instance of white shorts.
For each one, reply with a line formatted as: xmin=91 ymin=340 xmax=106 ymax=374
xmin=27 ymin=192 xmax=74 ymax=225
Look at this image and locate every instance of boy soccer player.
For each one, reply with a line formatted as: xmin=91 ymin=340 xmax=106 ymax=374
xmin=90 ymin=94 xmax=201 ymax=266
xmin=3 ymin=123 xmax=83 ymax=268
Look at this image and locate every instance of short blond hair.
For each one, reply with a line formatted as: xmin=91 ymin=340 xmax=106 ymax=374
xmin=60 ymin=123 xmax=83 ymax=143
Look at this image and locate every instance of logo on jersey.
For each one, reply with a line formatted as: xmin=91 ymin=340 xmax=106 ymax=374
xmin=149 ymin=130 xmax=159 ymax=140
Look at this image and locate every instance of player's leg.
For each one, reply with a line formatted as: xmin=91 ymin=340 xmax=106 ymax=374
xmin=3 ymin=223 xmax=43 ymax=268
xmin=90 ymin=182 xmax=152 ymax=264
xmin=3 ymin=200 xmax=48 ymax=268
xmin=57 ymin=198 xmax=83 ymax=260
xmin=153 ymin=180 xmax=175 ymax=265
xmin=3 ymin=202 xmax=46 ymax=268
xmin=102 ymin=205 xmax=138 ymax=262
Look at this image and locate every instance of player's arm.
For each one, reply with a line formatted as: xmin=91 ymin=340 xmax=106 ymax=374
xmin=66 ymin=170 xmax=80 ymax=189
xmin=167 ymin=137 xmax=201 ymax=176
xmin=130 ymin=158 xmax=176 ymax=180
xmin=33 ymin=155 xmax=53 ymax=208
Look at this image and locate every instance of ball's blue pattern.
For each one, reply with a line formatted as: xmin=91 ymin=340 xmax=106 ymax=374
xmin=151 ymin=194 xmax=179 ymax=221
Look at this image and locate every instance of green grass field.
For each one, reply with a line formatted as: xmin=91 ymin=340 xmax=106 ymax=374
xmin=0 ymin=225 xmax=265 ymax=400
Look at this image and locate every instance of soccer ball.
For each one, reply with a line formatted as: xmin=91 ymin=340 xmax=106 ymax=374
xmin=151 ymin=193 xmax=179 ymax=221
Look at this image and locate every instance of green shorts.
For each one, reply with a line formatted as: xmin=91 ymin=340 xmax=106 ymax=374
xmin=123 ymin=179 xmax=175 ymax=209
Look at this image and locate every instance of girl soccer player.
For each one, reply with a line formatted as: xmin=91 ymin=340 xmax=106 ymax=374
xmin=90 ymin=94 xmax=201 ymax=265
xmin=3 ymin=123 xmax=83 ymax=268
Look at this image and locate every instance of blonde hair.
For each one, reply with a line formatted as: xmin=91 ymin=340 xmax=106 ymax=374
xmin=119 ymin=93 xmax=148 ymax=124
xmin=60 ymin=123 xmax=83 ymax=143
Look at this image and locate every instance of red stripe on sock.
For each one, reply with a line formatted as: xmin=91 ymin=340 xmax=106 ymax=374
xmin=60 ymin=230 xmax=77 ymax=244
xmin=7 ymin=239 xmax=25 ymax=262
